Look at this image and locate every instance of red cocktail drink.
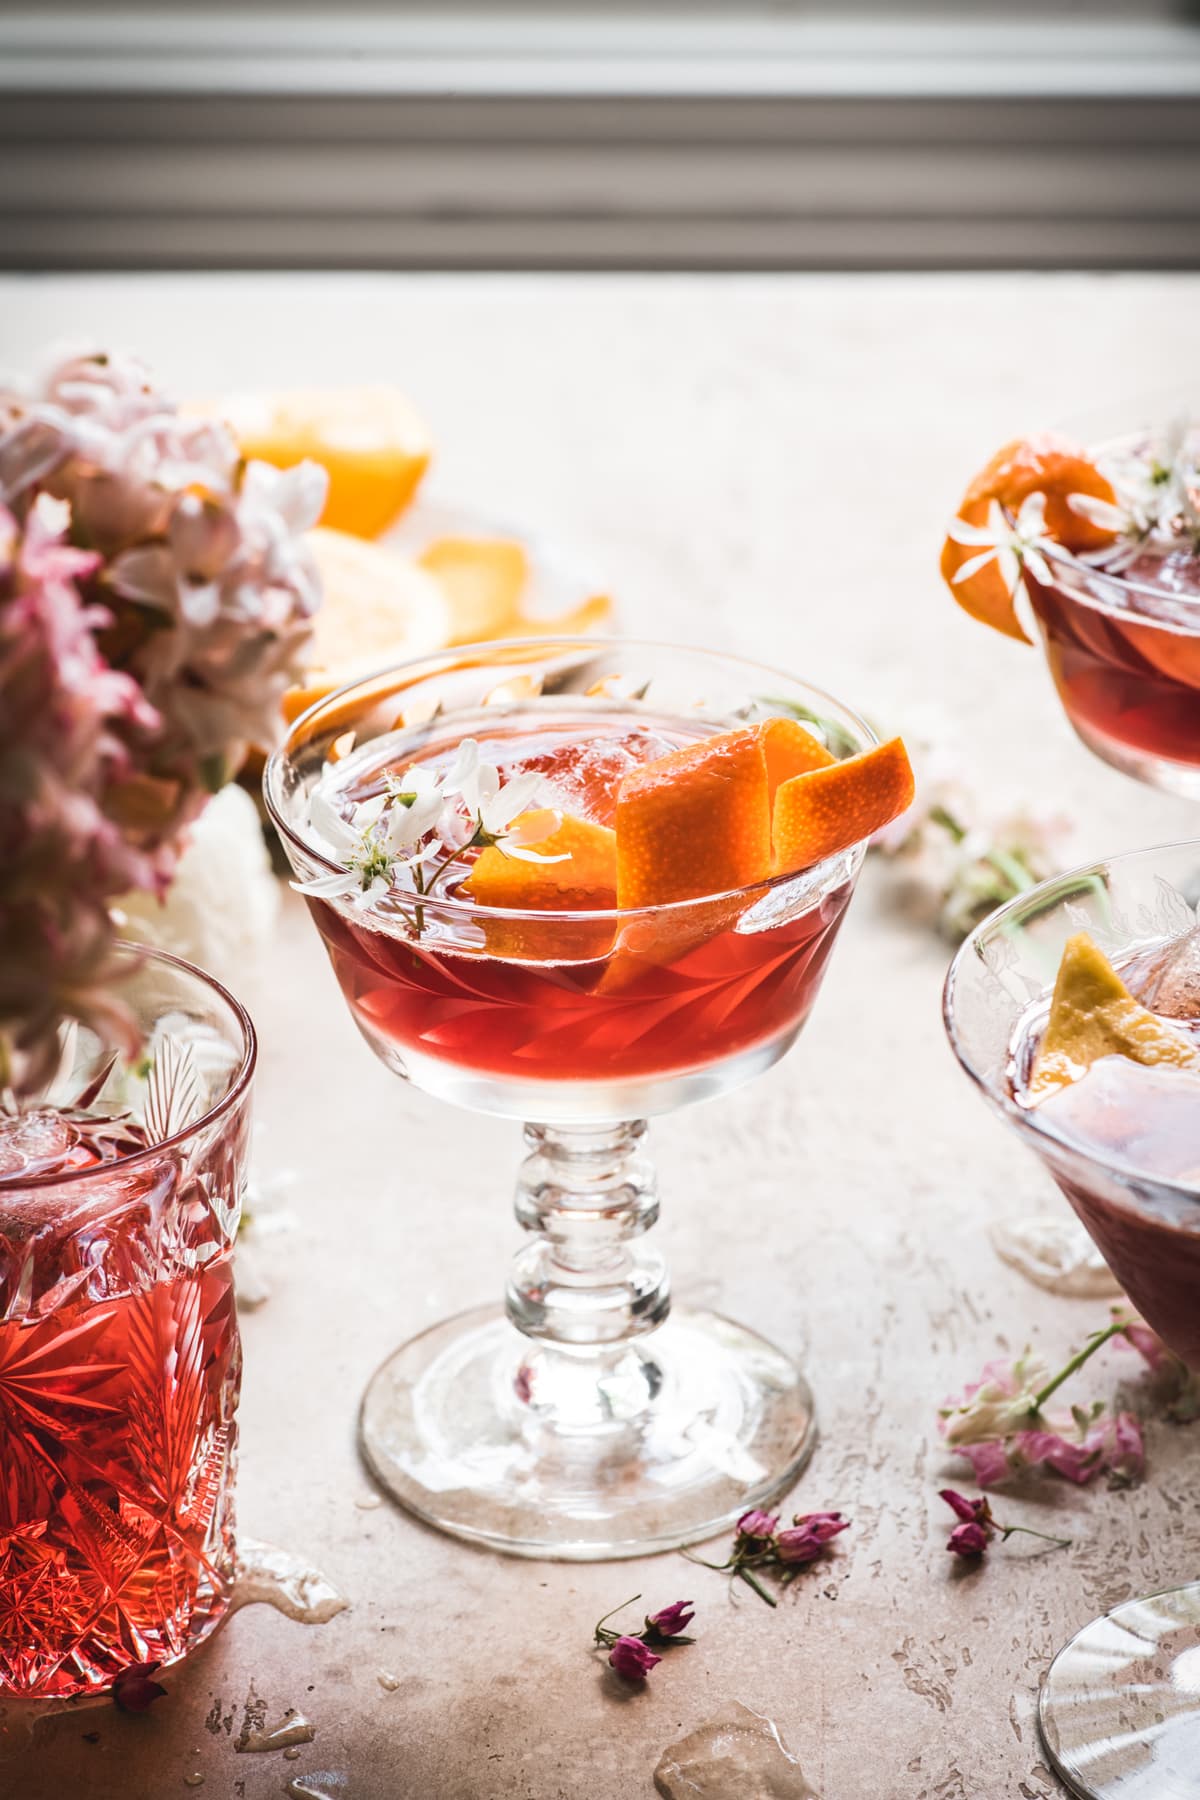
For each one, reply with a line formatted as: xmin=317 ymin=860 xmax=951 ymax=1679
xmin=0 ymin=951 xmax=254 ymax=1699
xmin=304 ymin=714 xmax=853 ymax=1094
xmin=1026 ymin=548 xmax=1200 ymax=780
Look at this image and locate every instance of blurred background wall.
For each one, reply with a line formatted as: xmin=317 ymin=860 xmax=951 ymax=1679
xmin=3 ymin=1 xmax=1199 ymax=270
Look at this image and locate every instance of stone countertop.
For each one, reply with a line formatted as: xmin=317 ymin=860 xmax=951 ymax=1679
xmin=2 ymin=272 xmax=1199 ymax=1800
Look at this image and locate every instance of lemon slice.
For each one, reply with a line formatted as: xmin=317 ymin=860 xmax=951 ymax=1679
xmin=1029 ymin=932 xmax=1200 ymax=1103
xmin=283 ymin=528 xmax=451 ymax=723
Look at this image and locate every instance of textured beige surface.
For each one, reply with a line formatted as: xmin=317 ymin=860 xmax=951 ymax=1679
xmin=2 ymin=273 xmax=1200 ymax=1800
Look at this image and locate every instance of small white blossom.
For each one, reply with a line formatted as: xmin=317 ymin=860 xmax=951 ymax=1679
xmin=296 ymin=736 xmax=567 ymax=916
xmin=947 ymin=492 xmax=1055 ymax=594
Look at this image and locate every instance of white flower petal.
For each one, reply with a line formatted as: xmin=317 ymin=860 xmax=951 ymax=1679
xmin=946 ymin=516 xmax=1002 ymax=549
xmin=291 ymin=871 xmax=360 ymax=900
xmin=952 ymin=547 xmax=1002 ymax=585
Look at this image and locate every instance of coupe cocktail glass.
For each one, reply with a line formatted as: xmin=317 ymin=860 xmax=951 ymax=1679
xmin=1025 ymin=493 xmax=1200 ymax=798
xmin=0 ymin=946 xmax=254 ymax=1699
xmin=945 ymin=841 xmax=1200 ymax=1800
xmin=266 ymin=638 xmax=877 ymax=1559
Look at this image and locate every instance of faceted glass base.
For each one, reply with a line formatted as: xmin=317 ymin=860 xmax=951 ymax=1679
xmin=358 ymin=1303 xmax=816 ymax=1560
xmin=1040 ymin=1584 xmax=1200 ymax=1798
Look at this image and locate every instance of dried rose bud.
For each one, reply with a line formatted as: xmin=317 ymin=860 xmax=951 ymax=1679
xmin=776 ymin=1511 xmax=850 ymax=1565
xmin=644 ymin=1600 xmax=695 ymax=1639
xmin=947 ymin=1520 xmax=991 ymax=1558
xmin=608 ymin=1635 xmax=661 ymax=1682
xmin=112 ymin=1662 xmax=168 ymax=1714
xmin=735 ymin=1508 xmax=779 ymax=1542
xmin=939 ymin=1489 xmax=992 ymax=1527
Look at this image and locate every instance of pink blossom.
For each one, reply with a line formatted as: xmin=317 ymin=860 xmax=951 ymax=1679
xmin=0 ymin=349 xmax=329 ymax=1090
xmin=644 ymin=1601 xmax=694 ymax=1639
xmin=947 ymin=1520 xmax=991 ymax=1558
xmin=735 ymin=1509 xmax=779 ymax=1542
xmin=608 ymin=1635 xmax=661 ymax=1682
xmin=776 ymin=1511 xmax=850 ymax=1566
xmin=1117 ymin=1319 xmax=1173 ymax=1374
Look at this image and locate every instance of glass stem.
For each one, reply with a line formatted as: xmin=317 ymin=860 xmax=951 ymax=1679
xmin=507 ymin=1121 xmax=669 ymax=1349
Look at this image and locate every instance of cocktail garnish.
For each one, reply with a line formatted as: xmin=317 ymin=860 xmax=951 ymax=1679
xmin=772 ymin=737 xmax=915 ymax=874
xmin=463 ymin=813 xmax=617 ymax=909
xmin=615 ymin=726 xmax=774 ymax=907
xmin=296 ymin=738 xmax=566 ymax=919
xmin=940 ymin=433 xmax=1118 ymax=641
xmin=1027 ymin=932 xmax=1200 ymax=1102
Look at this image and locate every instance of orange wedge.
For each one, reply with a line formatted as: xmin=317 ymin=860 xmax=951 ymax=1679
xmin=418 ymin=537 xmax=529 ymax=643
xmin=941 ymin=434 xmax=1118 ymax=643
xmin=615 ymin=728 xmax=772 ymax=908
xmin=203 ymin=387 xmax=431 ymax=538
xmin=463 ymin=813 xmax=618 ymax=961
xmin=464 ymin=813 xmax=617 ymax=910
xmin=773 ymin=737 xmax=914 ymax=874
xmin=1029 ymin=933 xmax=1200 ymax=1102
xmin=282 ymin=528 xmax=452 ymax=723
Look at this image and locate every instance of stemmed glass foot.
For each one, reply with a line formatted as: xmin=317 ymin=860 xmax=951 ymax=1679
xmin=357 ymin=1121 xmax=816 ymax=1559
xmin=1040 ymin=1584 xmax=1200 ymax=1799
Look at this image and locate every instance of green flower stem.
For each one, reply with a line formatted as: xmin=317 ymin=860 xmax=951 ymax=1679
xmin=1031 ymin=1322 xmax=1127 ymax=1413
xmin=999 ymin=1524 xmax=1072 ymax=1552
xmin=593 ymin=1594 xmax=642 ymax=1643
xmin=735 ymin=1565 xmax=778 ymax=1608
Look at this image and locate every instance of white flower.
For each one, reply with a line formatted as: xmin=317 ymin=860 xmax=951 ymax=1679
xmin=947 ymin=491 xmax=1055 ymax=594
xmin=296 ymin=738 xmax=568 ymax=916
xmin=942 ymin=1352 xmax=1049 ymax=1447
xmin=114 ymin=783 xmax=280 ymax=982
xmin=442 ymin=738 xmax=566 ymax=863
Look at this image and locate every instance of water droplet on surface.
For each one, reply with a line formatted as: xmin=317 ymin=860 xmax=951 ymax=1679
xmin=284 ymin=1774 xmax=346 ymax=1800
xmin=235 ymin=1711 xmax=316 ymax=1755
xmin=354 ymin=1493 xmax=383 ymax=1511
xmin=283 ymin=1746 xmax=302 ymax=1760
xmin=231 ymin=1538 xmax=349 ymax=1625
xmin=377 ymin=1671 xmax=401 ymax=1692
xmin=654 ymin=1702 xmax=817 ymax=1800
xmin=990 ymin=1215 xmax=1121 ymax=1297
xmin=183 ymin=1775 xmax=205 ymax=1789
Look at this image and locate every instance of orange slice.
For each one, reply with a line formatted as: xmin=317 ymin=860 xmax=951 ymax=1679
xmin=201 ymin=387 xmax=431 ymax=538
xmin=772 ymin=737 xmax=914 ymax=874
xmin=418 ymin=537 xmax=529 ymax=644
xmin=615 ymin=727 xmax=772 ymax=909
xmin=418 ymin=535 xmax=614 ymax=645
xmin=462 ymin=813 xmax=618 ymax=961
xmin=941 ymin=433 xmax=1118 ymax=644
xmin=1028 ymin=933 xmax=1200 ymax=1103
xmin=463 ymin=813 xmax=617 ymax=910
xmin=282 ymin=528 xmax=452 ymax=723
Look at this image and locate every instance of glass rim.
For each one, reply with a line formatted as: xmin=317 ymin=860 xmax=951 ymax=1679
xmin=943 ymin=837 xmax=1200 ymax=1200
xmin=0 ymin=939 xmax=257 ymax=1194
xmin=1036 ymin=536 xmax=1200 ymax=612
xmin=1032 ymin=419 xmax=1200 ymax=610
xmin=262 ymin=634 xmax=880 ymax=924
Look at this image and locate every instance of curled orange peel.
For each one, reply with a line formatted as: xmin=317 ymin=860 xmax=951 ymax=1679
xmin=941 ymin=433 xmax=1118 ymax=644
xmin=772 ymin=737 xmax=915 ymax=875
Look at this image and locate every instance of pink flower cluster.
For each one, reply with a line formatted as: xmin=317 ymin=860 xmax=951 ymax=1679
xmin=0 ymin=350 xmax=325 ymax=1090
xmin=940 ymin=1341 xmax=1147 ymax=1491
